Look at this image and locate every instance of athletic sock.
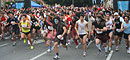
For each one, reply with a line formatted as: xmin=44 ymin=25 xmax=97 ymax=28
xmin=74 ymin=40 xmax=79 ymax=45
xmin=96 ymin=44 xmax=101 ymax=50
xmin=104 ymin=46 xmax=108 ymax=52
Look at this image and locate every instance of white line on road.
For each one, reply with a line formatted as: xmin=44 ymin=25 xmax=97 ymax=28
xmin=0 ymin=43 xmax=9 ymax=47
xmin=30 ymin=46 xmax=55 ymax=60
xmin=87 ymin=40 xmax=94 ymax=49
xmin=30 ymin=39 xmax=93 ymax=60
xmin=30 ymin=51 xmax=47 ymax=60
xmin=106 ymin=50 xmax=114 ymax=60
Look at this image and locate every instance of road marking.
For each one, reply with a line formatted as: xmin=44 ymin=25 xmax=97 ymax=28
xmin=29 ymin=45 xmax=55 ymax=60
xmin=0 ymin=43 xmax=9 ymax=47
xmin=33 ymin=40 xmax=45 ymax=45
xmin=87 ymin=40 xmax=94 ymax=49
xmin=30 ymin=51 xmax=47 ymax=60
xmin=30 ymin=42 xmax=63 ymax=60
xmin=106 ymin=50 xmax=114 ymax=60
xmin=30 ymin=39 xmax=93 ymax=60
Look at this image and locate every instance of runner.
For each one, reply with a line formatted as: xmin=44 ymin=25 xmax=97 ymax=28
xmin=19 ymin=15 xmax=34 ymax=50
xmin=31 ymin=14 xmax=40 ymax=41
xmin=8 ymin=12 xmax=19 ymax=46
xmin=113 ymin=12 xmax=124 ymax=52
xmin=42 ymin=11 xmax=51 ymax=46
xmin=0 ymin=13 xmax=7 ymax=40
xmin=121 ymin=16 xmax=130 ymax=53
xmin=71 ymin=13 xmax=80 ymax=49
xmin=45 ymin=14 xmax=56 ymax=52
xmin=75 ymin=14 xmax=88 ymax=57
xmin=53 ymin=16 xmax=67 ymax=60
xmin=87 ymin=12 xmax=95 ymax=45
xmin=65 ymin=12 xmax=73 ymax=45
xmin=105 ymin=13 xmax=114 ymax=51
xmin=93 ymin=14 xmax=109 ymax=57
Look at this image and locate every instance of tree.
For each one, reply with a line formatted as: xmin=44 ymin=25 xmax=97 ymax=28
xmin=43 ymin=0 xmax=92 ymax=6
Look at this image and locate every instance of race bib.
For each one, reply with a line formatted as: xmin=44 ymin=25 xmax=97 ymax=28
xmin=96 ymin=30 xmax=103 ymax=34
xmin=57 ymin=35 xmax=64 ymax=40
xmin=22 ymin=24 xmax=27 ymax=28
xmin=116 ymin=29 xmax=121 ymax=32
xmin=11 ymin=21 xmax=15 ymax=25
xmin=48 ymin=26 xmax=53 ymax=30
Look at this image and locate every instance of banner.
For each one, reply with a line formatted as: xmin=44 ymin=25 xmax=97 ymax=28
xmin=16 ymin=3 xmax=24 ymax=9
xmin=118 ymin=1 xmax=129 ymax=11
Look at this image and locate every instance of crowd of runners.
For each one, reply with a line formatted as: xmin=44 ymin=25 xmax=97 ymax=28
xmin=0 ymin=5 xmax=130 ymax=60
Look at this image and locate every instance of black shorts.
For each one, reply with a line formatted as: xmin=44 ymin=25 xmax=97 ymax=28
xmin=79 ymin=34 xmax=86 ymax=39
xmin=12 ymin=27 xmax=19 ymax=35
xmin=96 ymin=34 xmax=110 ymax=43
xmin=22 ymin=31 xmax=31 ymax=35
xmin=54 ymin=35 xmax=67 ymax=45
xmin=124 ymin=33 xmax=130 ymax=39
xmin=114 ymin=31 xmax=123 ymax=37
xmin=106 ymin=30 xmax=113 ymax=34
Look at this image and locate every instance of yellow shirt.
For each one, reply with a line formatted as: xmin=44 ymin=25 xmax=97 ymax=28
xmin=21 ymin=21 xmax=30 ymax=33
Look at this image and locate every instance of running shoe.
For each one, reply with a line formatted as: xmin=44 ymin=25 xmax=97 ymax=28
xmin=127 ymin=50 xmax=130 ymax=54
xmin=75 ymin=45 xmax=79 ymax=49
xmin=115 ymin=46 xmax=119 ymax=52
xmin=98 ymin=49 xmax=102 ymax=55
xmin=12 ymin=42 xmax=16 ymax=46
xmin=24 ymin=39 xmax=27 ymax=43
xmin=47 ymin=46 xmax=52 ymax=52
xmin=30 ymin=45 xmax=34 ymax=50
xmin=53 ymin=55 xmax=60 ymax=60
xmin=109 ymin=47 xmax=112 ymax=51
xmin=83 ymin=52 xmax=86 ymax=57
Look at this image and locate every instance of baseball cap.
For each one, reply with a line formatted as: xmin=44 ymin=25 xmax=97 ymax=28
xmin=114 ymin=12 xmax=119 ymax=15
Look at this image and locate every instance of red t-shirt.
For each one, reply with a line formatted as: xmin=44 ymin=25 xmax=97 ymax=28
xmin=1 ymin=16 xmax=6 ymax=21
xmin=65 ymin=15 xmax=74 ymax=30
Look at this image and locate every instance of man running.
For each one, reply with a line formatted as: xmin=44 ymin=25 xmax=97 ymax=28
xmin=113 ymin=12 xmax=124 ymax=51
xmin=8 ymin=12 xmax=19 ymax=46
xmin=93 ymin=14 xmax=109 ymax=57
xmin=105 ymin=13 xmax=114 ymax=51
xmin=53 ymin=16 xmax=67 ymax=60
xmin=31 ymin=15 xmax=40 ymax=41
xmin=75 ymin=14 xmax=88 ymax=57
xmin=19 ymin=15 xmax=34 ymax=50
xmin=121 ymin=16 xmax=130 ymax=53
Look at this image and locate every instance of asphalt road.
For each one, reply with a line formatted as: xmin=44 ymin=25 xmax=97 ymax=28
xmin=0 ymin=36 xmax=130 ymax=60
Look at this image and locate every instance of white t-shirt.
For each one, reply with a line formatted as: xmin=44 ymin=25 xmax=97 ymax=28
xmin=105 ymin=18 xmax=113 ymax=30
xmin=78 ymin=20 xmax=88 ymax=35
